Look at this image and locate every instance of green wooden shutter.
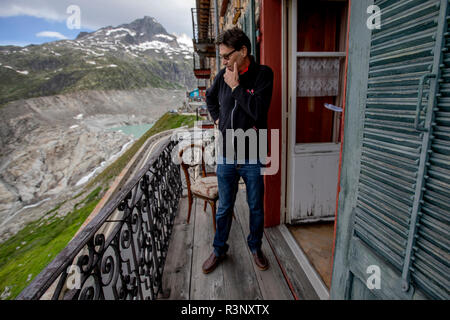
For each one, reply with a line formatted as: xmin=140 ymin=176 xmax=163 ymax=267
xmin=409 ymin=3 xmax=450 ymax=299
xmin=352 ymin=0 xmax=449 ymax=299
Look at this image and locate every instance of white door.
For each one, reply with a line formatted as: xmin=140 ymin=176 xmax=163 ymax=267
xmin=286 ymin=0 xmax=348 ymax=224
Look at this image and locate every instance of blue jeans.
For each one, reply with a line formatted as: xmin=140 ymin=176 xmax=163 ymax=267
xmin=213 ymin=157 xmax=265 ymax=257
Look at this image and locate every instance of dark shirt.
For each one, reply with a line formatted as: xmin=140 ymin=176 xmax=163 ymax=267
xmin=206 ymin=56 xmax=274 ymax=161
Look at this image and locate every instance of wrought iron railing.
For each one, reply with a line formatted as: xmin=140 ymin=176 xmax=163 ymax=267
xmin=193 ymin=52 xmax=211 ymax=79
xmin=17 ymin=137 xmax=182 ymax=300
xmin=191 ymin=7 xmax=215 ymax=44
xmin=193 ymin=52 xmax=211 ymax=71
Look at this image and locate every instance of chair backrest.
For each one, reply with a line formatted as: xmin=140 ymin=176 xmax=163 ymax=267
xmin=178 ymin=143 xmax=207 ymax=190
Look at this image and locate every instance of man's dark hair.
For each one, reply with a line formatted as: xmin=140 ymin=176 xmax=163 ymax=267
xmin=216 ymin=27 xmax=251 ymax=56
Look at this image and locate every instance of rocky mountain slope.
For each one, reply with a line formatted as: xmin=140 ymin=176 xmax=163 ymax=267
xmin=0 ymin=16 xmax=195 ymax=106
xmin=0 ymin=16 xmax=195 ymax=241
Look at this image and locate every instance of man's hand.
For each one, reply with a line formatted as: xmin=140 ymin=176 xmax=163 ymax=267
xmin=215 ymin=118 xmax=219 ymax=125
xmin=224 ymin=62 xmax=239 ymax=89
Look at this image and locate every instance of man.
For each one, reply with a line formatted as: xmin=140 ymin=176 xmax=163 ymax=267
xmin=203 ymin=27 xmax=274 ymax=274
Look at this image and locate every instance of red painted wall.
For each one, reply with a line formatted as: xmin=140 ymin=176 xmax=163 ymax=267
xmin=260 ymin=0 xmax=282 ymax=227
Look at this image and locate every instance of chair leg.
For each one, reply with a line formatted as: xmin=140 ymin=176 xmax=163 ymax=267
xmin=187 ymin=193 xmax=193 ymax=224
xmin=211 ymin=201 xmax=217 ymax=233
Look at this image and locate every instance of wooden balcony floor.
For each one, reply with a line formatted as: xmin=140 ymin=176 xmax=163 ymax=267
xmin=161 ymin=184 xmax=294 ymax=300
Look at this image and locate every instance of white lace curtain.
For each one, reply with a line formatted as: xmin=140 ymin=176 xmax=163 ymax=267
xmin=296 ymin=57 xmax=340 ymax=97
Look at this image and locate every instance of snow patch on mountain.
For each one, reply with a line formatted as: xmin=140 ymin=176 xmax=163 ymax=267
xmin=155 ymin=34 xmax=175 ymax=41
xmin=106 ymin=28 xmax=136 ymax=37
xmin=2 ymin=65 xmax=29 ymax=75
xmin=129 ymin=40 xmax=170 ymax=51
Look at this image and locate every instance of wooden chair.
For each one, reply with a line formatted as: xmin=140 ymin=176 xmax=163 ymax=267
xmin=179 ymin=143 xmax=219 ymax=232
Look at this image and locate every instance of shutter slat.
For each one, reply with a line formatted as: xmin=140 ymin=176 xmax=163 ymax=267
xmin=367 ymin=98 xmax=428 ymax=105
xmin=361 ymin=156 xmax=417 ymax=183
xmin=423 ymin=190 xmax=450 ymax=211
xmin=375 ymin=0 xmax=440 ymax=33
xmin=358 ymin=187 xmax=410 ymax=229
xmin=363 ymin=138 xmax=421 ymax=160
xmin=354 ymin=213 xmax=404 ymax=270
xmin=371 ymin=11 xmax=438 ymax=46
xmin=365 ymin=121 xmax=424 ymax=137
xmin=356 ymin=199 xmax=409 ymax=241
xmin=411 ymin=269 xmax=449 ymax=299
xmin=415 ymin=236 xmax=450 ymax=269
xmin=411 ymin=256 xmax=449 ymax=299
xmin=418 ymin=217 xmax=450 ymax=251
xmin=429 ymin=153 xmax=450 ymax=170
xmin=414 ymin=251 xmax=450 ymax=286
xmin=362 ymin=148 xmax=419 ymax=172
xmin=368 ymin=73 xmax=429 ymax=86
xmin=364 ymin=130 xmax=422 ymax=148
xmin=421 ymin=201 xmax=450 ymax=224
xmin=361 ymin=164 xmax=416 ymax=193
xmin=426 ymin=177 xmax=450 ymax=199
xmin=369 ymin=61 xmax=434 ymax=78
xmin=370 ymin=35 xmax=435 ymax=59
xmin=358 ymin=181 xmax=412 ymax=215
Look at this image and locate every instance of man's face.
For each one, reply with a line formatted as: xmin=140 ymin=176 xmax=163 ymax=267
xmin=219 ymin=44 xmax=244 ymax=72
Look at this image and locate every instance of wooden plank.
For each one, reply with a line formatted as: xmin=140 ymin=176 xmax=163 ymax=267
xmin=234 ymin=188 xmax=294 ymax=300
xmin=286 ymin=223 xmax=333 ymax=289
xmin=278 ymin=225 xmax=330 ymax=300
xmin=221 ymin=192 xmax=264 ymax=300
xmin=265 ymin=226 xmax=319 ymax=300
xmin=160 ymin=195 xmax=194 ymax=300
xmin=190 ymin=198 xmax=226 ymax=299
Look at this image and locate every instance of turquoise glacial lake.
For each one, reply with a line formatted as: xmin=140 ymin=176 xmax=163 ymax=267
xmin=109 ymin=123 xmax=154 ymax=139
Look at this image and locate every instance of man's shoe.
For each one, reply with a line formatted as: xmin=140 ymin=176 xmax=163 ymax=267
xmin=202 ymin=252 xmax=225 ymax=274
xmin=252 ymin=250 xmax=269 ymax=271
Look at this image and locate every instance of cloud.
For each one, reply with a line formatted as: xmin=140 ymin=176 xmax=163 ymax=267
xmin=173 ymin=33 xmax=193 ymax=48
xmin=0 ymin=3 xmax=61 ymax=21
xmin=0 ymin=0 xmax=196 ymax=35
xmin=36 ymin=31 xmax=67 ymax=39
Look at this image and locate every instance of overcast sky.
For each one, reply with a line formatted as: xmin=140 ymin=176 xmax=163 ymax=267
xmin=0 ymin=0 xmax=196 ymax=46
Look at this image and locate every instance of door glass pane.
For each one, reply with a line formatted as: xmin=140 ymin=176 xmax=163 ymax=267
xmin=295 ymin=1 xmax=347 ymax=144
xmin=297 ymin=57 xmax=340 ymax=97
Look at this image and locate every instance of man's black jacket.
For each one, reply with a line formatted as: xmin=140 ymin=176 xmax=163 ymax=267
xmin=206 ymin=56 xmax=274 ymax=161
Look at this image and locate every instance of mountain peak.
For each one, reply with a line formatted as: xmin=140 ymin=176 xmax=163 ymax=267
xmin=118 ymin=16 xmax=170 ymax=41
xmin=76 ymin=31 xmax=89 ymax=40
xmin=142 ymin=16 xmax=156 ymax=21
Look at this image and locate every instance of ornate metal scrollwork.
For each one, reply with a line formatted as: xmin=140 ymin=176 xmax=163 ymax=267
xmin=17 ymin=138 xmax=182 ymax=300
